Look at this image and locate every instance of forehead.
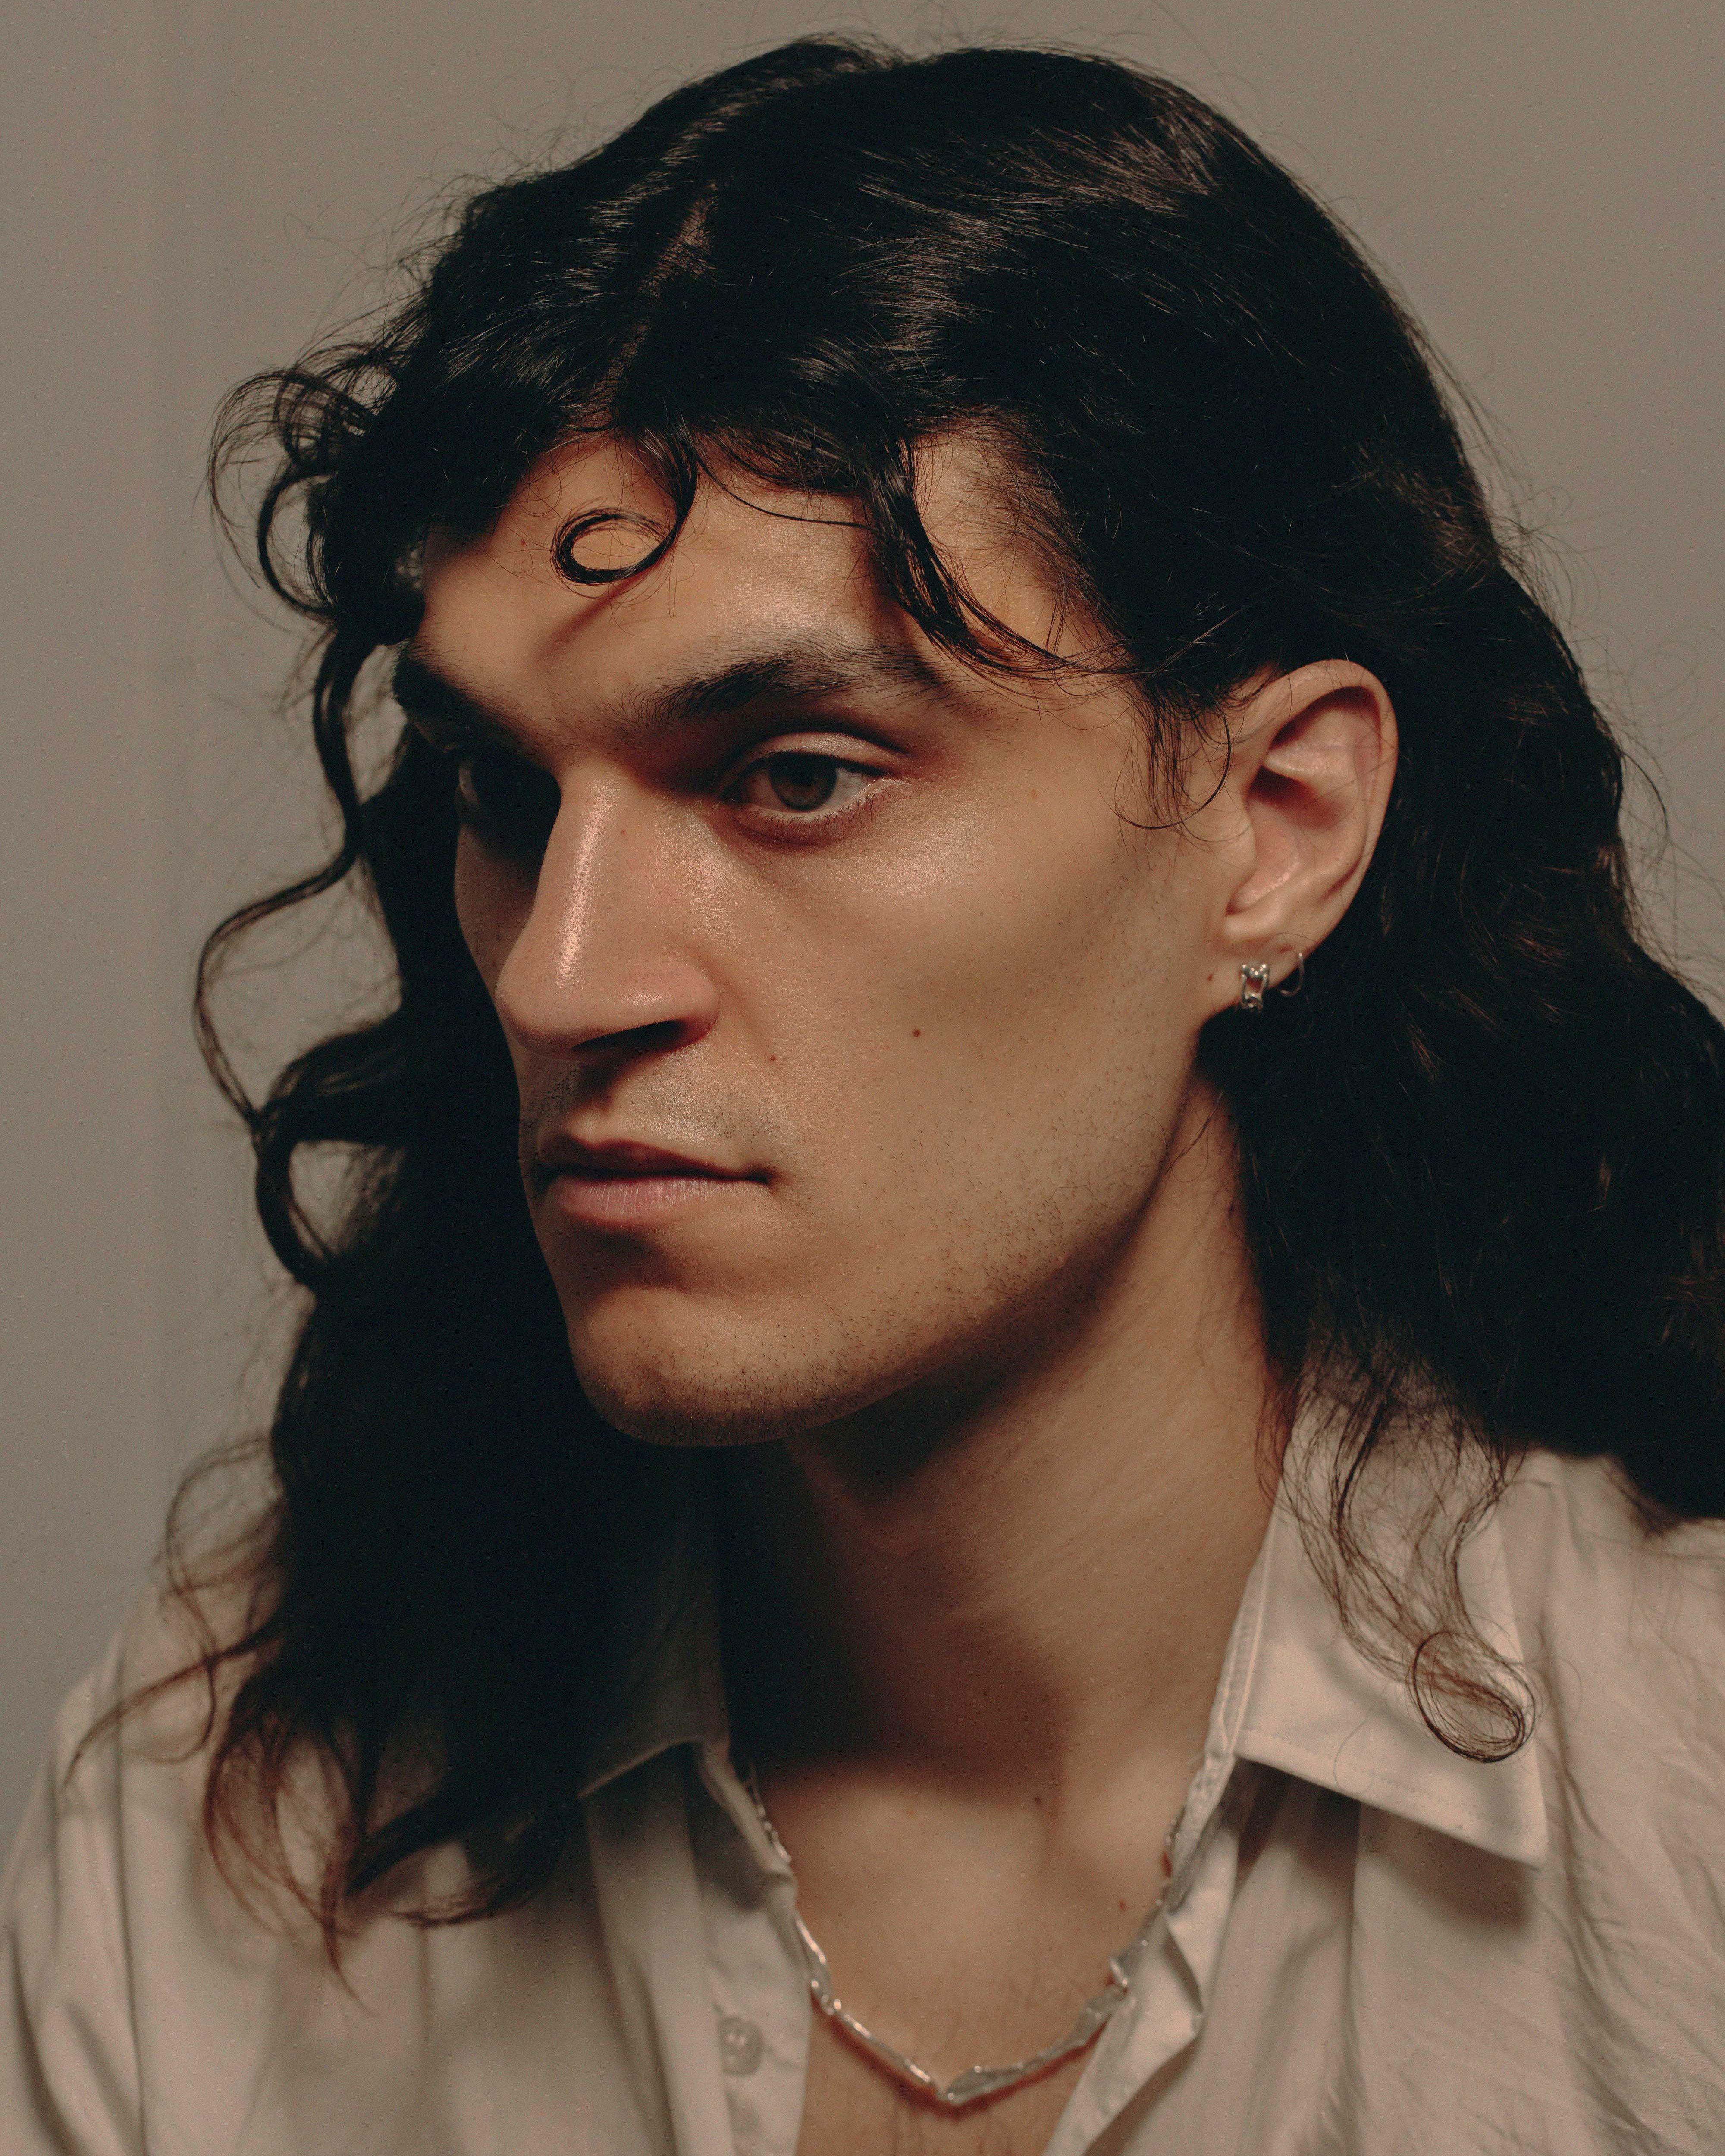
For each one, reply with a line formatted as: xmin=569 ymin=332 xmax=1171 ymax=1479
xmin=411 ymin=433 xmax=1081 ymax=723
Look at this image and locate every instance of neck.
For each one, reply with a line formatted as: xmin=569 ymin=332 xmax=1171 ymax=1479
xmin=715 ymin=1081 xmax=1286 ymax=1808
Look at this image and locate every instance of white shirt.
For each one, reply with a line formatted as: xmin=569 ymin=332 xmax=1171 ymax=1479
xmin=4 ymin=1429 xmax=1724 ymax=2154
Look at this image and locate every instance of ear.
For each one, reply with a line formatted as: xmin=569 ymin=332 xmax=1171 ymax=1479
xmin=1198 ymin=662 xmax=1398 ymax=1017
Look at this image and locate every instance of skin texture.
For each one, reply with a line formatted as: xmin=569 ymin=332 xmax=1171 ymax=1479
xmin=412 ymin=434 xmax=1397 ymax=2153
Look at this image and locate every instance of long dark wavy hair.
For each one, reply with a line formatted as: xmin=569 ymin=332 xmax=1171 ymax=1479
xmin=89 ymin=36 xmax=1725 ymax=1957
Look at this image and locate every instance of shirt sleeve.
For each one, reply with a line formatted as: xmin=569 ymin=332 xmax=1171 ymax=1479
xmin=0 ymin=1638 xmax=145 ymax=2156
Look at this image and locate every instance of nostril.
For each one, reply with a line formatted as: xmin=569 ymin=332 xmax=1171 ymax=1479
xmin=493 ymin=955 xmax=723 ymax=1064
xmin=577 ymin=1017 xmax=689 ymax=1058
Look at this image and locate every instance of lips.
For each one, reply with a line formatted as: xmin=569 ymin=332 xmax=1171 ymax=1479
xmin=533 ymin=1133 xmax=756 ymax=1187
xmin=533 ymin=1131 xmax=765 ymax=1234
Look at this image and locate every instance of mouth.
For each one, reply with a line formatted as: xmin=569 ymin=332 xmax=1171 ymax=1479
xmin=533 ymin=1133 xmax=767 ymax=1232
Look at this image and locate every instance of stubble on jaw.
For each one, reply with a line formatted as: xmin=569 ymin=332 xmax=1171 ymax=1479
xmin=559 ymin=1078 xmax=1204 ymax=1467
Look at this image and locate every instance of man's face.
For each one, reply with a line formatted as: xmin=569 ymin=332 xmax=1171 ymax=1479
xmin=408 ymin=436 xmax=1232 ymax=1446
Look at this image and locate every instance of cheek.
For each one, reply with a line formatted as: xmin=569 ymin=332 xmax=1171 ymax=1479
xmin=928 ymin=873 xmax=1180 ymax=1166
xmin=763 ymin=812 xmax=1186 ymax=1186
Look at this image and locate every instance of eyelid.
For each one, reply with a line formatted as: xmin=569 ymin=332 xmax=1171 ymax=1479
xmin=719 ymin=757 xmax=896 ymax=843
xmin=425 ymin=719 xmax=897 ymax=839
xmin=718 ymin=728 xmax=898 ymax=785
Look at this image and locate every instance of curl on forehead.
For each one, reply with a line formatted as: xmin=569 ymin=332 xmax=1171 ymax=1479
xmin=465 ymin=425 xmax=1115 ymax=668
xmin=417 ymin=421 xmax=1199 ymax=830
xmin=415 ymin=425 xmax=1173 ymax=807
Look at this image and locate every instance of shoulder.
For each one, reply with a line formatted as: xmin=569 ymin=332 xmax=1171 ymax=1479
xmin=13 ymin=1585 xmax=214 ymax=1877
xmin=0 ymin=1589 xmax=234 ymax=2153
xmin=0 ymin=1592 xmax=641 ymax=2155
xmin=1495 ymin=1447 xmax=1725 ymax=1701
xmin=4 ymin=1584 xmax=275 ymax=1978
xmin=3 ymin=1579 xmax=352 ymax=2050
xmin=16 ymin=1581 xmax=479 ymax=1961
xmin=31 ymin=1579 xmax=265 ymax=1878
xmin=1493 ymin=1451 xmax=1725 ymax=1966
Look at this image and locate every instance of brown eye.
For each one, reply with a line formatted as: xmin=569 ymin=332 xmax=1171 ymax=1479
xmin=765 ymin=752 xmax=841 ymax=811
xmin=729 ymin=751 xmax=881 ymax=821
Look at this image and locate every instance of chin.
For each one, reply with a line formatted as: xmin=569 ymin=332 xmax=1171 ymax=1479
xmin=578 ymin=1372 xmax=785 ymax=1449
xmin=564 ymin=1303 xmax=901 ymax=1451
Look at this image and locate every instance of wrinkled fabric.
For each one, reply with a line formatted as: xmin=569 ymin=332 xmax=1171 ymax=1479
xmin=3 ymin=1429 xmax=1723 ymax=2155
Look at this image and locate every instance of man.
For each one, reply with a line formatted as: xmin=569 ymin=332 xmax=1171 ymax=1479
xmin=5 ymin=37 xmax=1723 ymax=2156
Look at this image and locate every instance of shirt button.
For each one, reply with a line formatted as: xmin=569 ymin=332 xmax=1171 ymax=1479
xmin=718 ymin=2014 xmax=764 ymax=2076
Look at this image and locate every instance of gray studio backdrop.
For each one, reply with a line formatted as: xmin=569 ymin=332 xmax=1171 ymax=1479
xmin=3 ymin=0 xmax=1721 ymax=1844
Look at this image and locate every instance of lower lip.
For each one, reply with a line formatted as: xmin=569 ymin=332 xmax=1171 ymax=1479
xmin=545 ymin=1171 xmax=759 ymax=1229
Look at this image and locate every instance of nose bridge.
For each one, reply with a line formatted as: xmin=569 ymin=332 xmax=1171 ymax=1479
xmin=494 ymin=777 xmax=712 ymax=1049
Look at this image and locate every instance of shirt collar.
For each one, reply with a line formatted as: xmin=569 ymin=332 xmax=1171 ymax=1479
xmin=575 ymin=1401 xmax=1548 ymax=1871
xmin=1218 ymin=1395 xmax=1548 ymax=1868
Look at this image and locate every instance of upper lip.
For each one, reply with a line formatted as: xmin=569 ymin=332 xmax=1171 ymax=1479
xmin=533 ymin=1132 xmax=754 ymax=1184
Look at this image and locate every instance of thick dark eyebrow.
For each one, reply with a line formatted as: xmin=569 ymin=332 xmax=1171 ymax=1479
xmin=391 ymin=650 xmax=526 ymax=756
xmin=620 ymin=640 xmax=952 ymax=743
xmin=391 ymin=638 xmax=954 ymax=758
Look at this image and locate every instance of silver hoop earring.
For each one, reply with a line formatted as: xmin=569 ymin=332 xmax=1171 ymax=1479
xmin=1240 ymin=950 xmax=1305 ymax=1012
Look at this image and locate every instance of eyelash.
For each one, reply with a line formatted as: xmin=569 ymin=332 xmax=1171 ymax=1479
xmin=442 ymin=743 xmax=891 ymax=848
xmin=721 ymin=749 xmax=888 ymax=825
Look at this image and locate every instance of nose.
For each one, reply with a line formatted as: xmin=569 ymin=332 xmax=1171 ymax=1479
xmin=489 ymin=784 xmax=721 ymax=1060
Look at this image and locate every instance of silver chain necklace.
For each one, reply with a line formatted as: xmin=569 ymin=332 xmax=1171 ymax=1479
xmin=741 ymin=1765 xmax=1180 ymax=2110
